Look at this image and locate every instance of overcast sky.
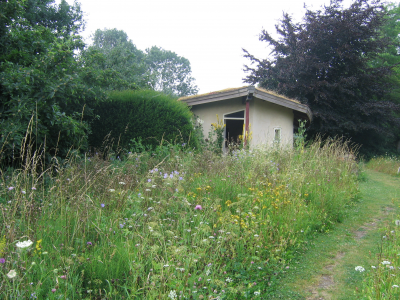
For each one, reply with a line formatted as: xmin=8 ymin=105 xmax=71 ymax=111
xmin=67 ymin=0 xmax=358 ymax=94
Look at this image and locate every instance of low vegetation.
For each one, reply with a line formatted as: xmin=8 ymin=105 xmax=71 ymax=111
xmin=358 ymin=158 xmax=400 ymax=299
xmin=365 ymin=155 xmax=400 ymax=176
xmin=0 ymin=137 xmax=360 ymax=299
xmin=89 ymin=89 xmax=198 ymax=153
xmin=359 ymin=219 xmax=400 ymax=300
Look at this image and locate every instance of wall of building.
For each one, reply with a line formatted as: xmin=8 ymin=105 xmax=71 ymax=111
xmin=250 ymin=98 xmax=294 ymax=147
xmin=190 ymin=97 xmax=294 ymax=148
xmin=191 ymin=97 xmax=244 ymax=137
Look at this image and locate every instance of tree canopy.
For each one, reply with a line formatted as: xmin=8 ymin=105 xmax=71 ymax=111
xmin=83 ymin=28 xmax=148 ymax=90
xmin=145 ymin=46 xmax=199 ymax=97
xmin=84 ymin=29 xmax=198 ymax=97
xmin=243 ymin=0 xmax=400 ymax=156
xmin=0 ymin=2 xmax=199 ymax=165
xmin=0 ymin=0 xmax=107 ymax=163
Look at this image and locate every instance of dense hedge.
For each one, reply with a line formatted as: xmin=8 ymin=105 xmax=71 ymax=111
xmin=89 ymin=89 xmax=197 ymax=152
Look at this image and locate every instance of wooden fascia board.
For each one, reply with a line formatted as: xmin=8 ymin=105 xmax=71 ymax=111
xmin=182 ymin=87 xmax=249 ymax=106
xmin=254 ymin=90 xmax=312 ymax=121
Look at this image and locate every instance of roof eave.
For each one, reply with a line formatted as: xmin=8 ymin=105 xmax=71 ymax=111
xmin=180 ymin=86 xmax=312 ymax=121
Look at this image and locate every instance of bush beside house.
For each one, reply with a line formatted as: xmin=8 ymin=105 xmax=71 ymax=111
xmin=89 ymin=90 xmax=198 ymax=153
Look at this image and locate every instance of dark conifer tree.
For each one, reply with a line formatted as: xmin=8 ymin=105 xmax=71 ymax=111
xmin=243 ymin=0 xmax=400 ymax=156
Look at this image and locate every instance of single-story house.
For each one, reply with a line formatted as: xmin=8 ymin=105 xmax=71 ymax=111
xmin=178 ymin=86 xmax=312 ymax=149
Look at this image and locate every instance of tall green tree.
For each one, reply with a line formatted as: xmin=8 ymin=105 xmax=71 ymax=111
xmin=243 ymin=0 xmax=400 ymax=156
xmin=84 ymin=28 xmax=148 ymax=90
xmin=372 ymin=3 xmax=400 ymax=102
xmin=0 ymin=0 xmax=106 ymax=164
xmin=84 ymin=29 xmax=199 ymax=97
xmin=145 ymin=46 xmax=198 ymax=97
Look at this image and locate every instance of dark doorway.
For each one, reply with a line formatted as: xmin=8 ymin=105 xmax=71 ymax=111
xmin=225 ymin=119 xmax=244 ymax=144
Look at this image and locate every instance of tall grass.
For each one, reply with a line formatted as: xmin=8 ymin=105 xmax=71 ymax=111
xmin=0 ymin=139 xmax=359 ymax=299
xmin=366 ymin=155 xmax=400 ymax=176
xmin=359 ymin=216 xmax=400 ymax=299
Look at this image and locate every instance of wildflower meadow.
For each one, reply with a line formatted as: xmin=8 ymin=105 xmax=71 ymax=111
xmin=0 ymin=138 xmax=360 ymax=299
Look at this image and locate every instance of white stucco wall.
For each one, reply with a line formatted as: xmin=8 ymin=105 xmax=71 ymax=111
xmin=190 ymin=97 xmax=294 ymax=148
xmin=191 ymin=97 xmax=244 ymax=137
xmin=251 ymin=98 xmax=294 ymax=147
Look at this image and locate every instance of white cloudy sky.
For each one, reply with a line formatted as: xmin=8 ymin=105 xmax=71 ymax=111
xmin=67 ymin=0 xmax=357 ymax=93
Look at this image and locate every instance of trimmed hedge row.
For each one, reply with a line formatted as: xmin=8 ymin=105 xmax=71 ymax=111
xmin=89 ymin=89 xmax=197 ymax=152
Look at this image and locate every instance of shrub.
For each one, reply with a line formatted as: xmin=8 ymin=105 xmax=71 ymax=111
xmin=89 ymin=89 xmax=198 ymax=153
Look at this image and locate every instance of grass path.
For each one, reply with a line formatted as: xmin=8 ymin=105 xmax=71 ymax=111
xmin=269 ymin=169 xmax=400 ymax=299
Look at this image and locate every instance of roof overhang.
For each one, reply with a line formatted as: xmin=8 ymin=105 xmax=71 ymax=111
xmin=179 ymin=86 xmax=312 ymax=121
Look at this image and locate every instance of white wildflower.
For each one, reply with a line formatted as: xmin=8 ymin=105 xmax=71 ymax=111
xmin=16 ymin=240 xmax=33 ymax=249
xmin=6 ymin=269 xmax=17 ymax=279
xmin=393 ymin=285 xmax=399 ymax=288
xmin=226 ymin=277 xmax=233 ymax=283
xmin=355 ymin=266 xmax=365 ymax=272
xmin=118 ymin=182 xmax=126 ymax=185
xmin=168 ymin=290 xmax=177 ymax=299
xmin=109 ymin=189 xmax=115 ymax=192
xmin=395 ymin=220 xmax=400 ymax=226
xmin=382 ymin=261 xmax=391 ymax=265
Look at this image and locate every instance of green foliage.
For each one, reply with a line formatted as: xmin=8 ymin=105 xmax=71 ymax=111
xmin=294 ymin=119 xmax=308 ymax=149
xmin=244 ymin=0 xmax=400 ymax=157
xmin=83 ymin=28 xmax=148 ymax=91
xmin=359 ymin=216 xmax=400 ymax=299
xmin=89 ymin=89 xmax=198 ymax=153
xmin=366 ymin=154 xmax=400 ymax=176
xmin=207 ymin=114 xmax=226 ymax=154
xmin=145 ymin=46 xmax=198 ymax=97
xmin=84 ymin=29 xmax=199 ymax=97
xmin=0 ymin=138 xmax=360 ymax=298
xmin=0 ymin=0 xmax=108 ymax=164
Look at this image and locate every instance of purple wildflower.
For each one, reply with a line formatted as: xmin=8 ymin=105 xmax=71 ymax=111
xmin=0 ymin=258 xmax=5 ymax=264
xmin=179 ymin=177 xmax=183 ymax=180
xmin=147 ymin=179 xmax=151 ymax=182
xmin=101 ymin=203 xmax=105 ymax=208
xmin=195 ymin=205 xmax=202 ymax=210
xmin=164 ymin=173 xmax=168 ymax=179
xmin=87 ymin=242 xmax=92 ymax=246
xmin=8 ymin=187 xmax=14 ymax=191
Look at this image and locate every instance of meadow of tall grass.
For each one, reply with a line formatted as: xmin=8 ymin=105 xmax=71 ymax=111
xmin=366 ymin=155 xmax=400 ymax=176
xmin=0 ymin=139 xmax=359 ymax=299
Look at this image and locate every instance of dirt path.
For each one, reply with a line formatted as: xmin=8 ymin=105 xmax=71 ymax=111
xmin=273 ymin=170 xmax=400 ymax=300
